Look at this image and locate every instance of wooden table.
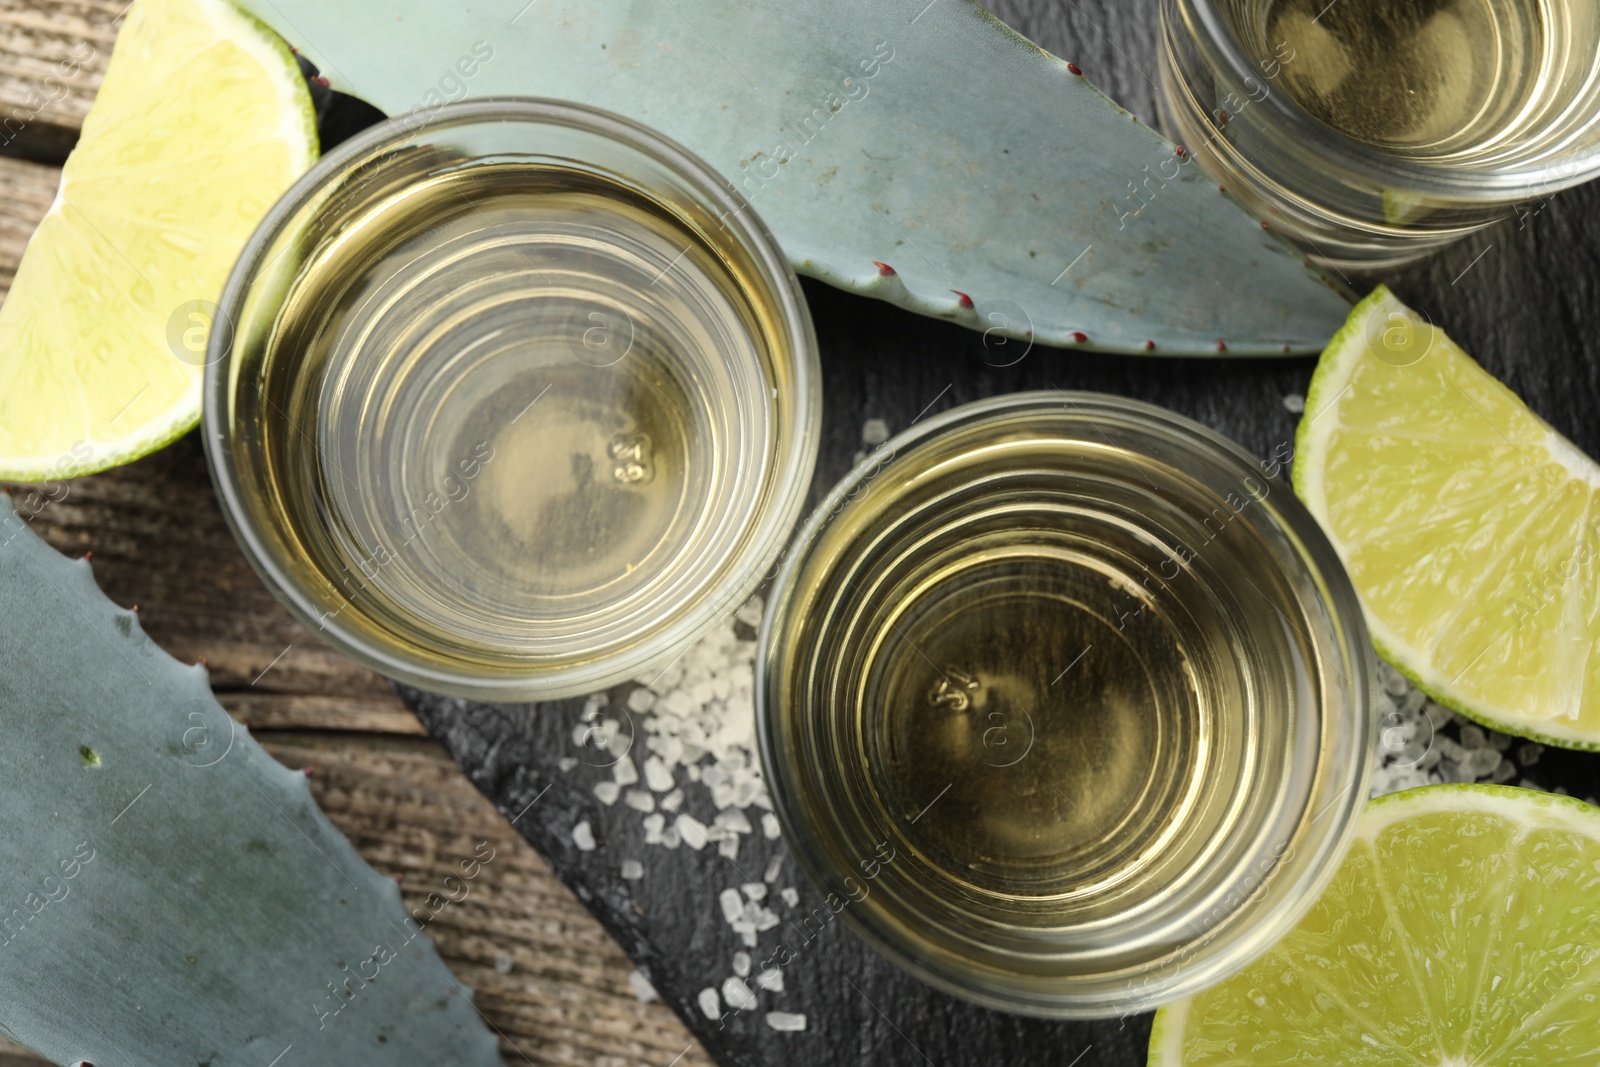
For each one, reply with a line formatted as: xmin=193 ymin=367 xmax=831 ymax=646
xmin=0 ymin=3 xmax=715 ymax=1062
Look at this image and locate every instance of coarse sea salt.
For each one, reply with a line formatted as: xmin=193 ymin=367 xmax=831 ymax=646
xmin=628 ymin=968 xmax=658 ymax=1003
xmin=1369 ymin=660 xmax=1550 ymax=800
xmin=570 ymin=597 xmax=840 ymax=1032
xmin=722 ymin=975 xmax=757 ymax=1011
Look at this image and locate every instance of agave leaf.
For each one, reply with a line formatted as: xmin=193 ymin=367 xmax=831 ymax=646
xmin=0 ymin=497 xmax=503 ymax=1067
xmin=229 ymin=0 xmax=1349 ymax=355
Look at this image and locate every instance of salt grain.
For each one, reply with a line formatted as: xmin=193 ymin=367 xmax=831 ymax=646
xmin=624 ymin=789 xmax=656 ymax=813
xmin=766 ymin=1012 xmax=807 ymax=1032
xmin=723 ymin=975 xmax=757 ymax=1011
xmin=621 ymin=860 xmax=644 ymax=880
xmin=862 ymin=418 xmax=891 ymax=445
xmin=720 ymin=888 xmax=746 ymax=924
xmin=756 ymin=967 xmax=784 ymax=992
xmin=762 ymin=813 xmax=782 ymax=840
xmin=644 ymin=756 xmax=675 ymax=792
xmin=594 ymin=781 xmax=621 ymax=805
xmin=613 ymin=756 xmax=640 ymax=787
xmin=678 ymin=814 xmax=710 ymax=850
xmin=629 ymin=968 xmax=658 ymax=1003
xmin=735 ymin=596 xmax=765 ymax=628
xmin=715 ymin=808 xmax=753 ymax=835
xmin=742 ymin=882 xmax=767 ymax=901
xmin=698 ymin=988 xmax=721 ymax=1018
xmin=781 ymin=887 xmax=799 ymax=907
xmin=1281 ymin=394 xmax=1306 ymax=415
xmin=572 ymin=820 xmax=596 ymax=852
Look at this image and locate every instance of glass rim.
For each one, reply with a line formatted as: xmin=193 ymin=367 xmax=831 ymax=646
xmin=1173 ymin=0 xmax=1600 ymax=202
xmin=756 ymin=390 xmax=1376 ymax=1017
xmin=202 ymin=96 xmax=821 ymax=701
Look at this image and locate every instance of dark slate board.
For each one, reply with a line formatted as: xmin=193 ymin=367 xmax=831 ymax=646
xmin=312 ymin=1 xmax=1600 ymax=1063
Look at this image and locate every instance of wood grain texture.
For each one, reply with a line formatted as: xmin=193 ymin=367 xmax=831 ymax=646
xmin=0 ymin=155 xmax=53 ymax=295
xmin=0 ymin=0 xmax=115 ymax=156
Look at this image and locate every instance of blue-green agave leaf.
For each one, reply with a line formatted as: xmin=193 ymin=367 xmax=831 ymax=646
xmin=0 ymin=496 xmax=504 ymax=1067
xmin=232 ymin=0 xmax=1350 ymax=355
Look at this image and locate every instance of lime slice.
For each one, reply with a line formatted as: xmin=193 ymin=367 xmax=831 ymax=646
xmin=1294 ymin=286 xmax=1600 ymax=748
xmin=1150 ymin=784 xmax=1600 ymax=1065
xmin=0 ymin=0 xmax=316 ymax=481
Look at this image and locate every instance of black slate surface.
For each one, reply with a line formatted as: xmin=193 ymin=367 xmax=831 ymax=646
xmin=362 ymin=2 xmax=1600 ymax=1064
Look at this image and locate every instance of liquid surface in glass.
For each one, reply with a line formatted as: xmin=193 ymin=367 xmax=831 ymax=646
xmin=258 ymin=160 xmax=776 ymax=664
xmin=1259 ymin=0 xmax=1600 ymax=163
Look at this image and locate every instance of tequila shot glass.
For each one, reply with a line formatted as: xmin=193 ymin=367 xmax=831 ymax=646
xmin=205 ymin=99 xmax=820 ymax=701
xmin=758 ymin=392 xmax=1376 ymax=1017
xmin=1159 ymin=0 xmax=1600 ymax=267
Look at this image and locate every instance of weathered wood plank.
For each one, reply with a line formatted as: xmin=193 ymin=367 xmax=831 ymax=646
xmin=266 ymin=732 xmax=715 ymax=1067
xmin=0 ymin=154 xmax=52 ymax=295
xmin=0 ymin=0 xmax=117 ymax=143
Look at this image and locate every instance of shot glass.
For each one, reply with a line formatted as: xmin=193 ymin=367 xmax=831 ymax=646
xmin=757 ymin=392 xmax=1376 ymax=1017
xmin=1159 ymin=0 xmax=1600 ymax=267
xmin=204 ymin=99 xmax=820 ymax=701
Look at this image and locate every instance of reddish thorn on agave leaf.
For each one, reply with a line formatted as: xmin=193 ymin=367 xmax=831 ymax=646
xmin=1067 ymin=63 xmax=1083 ymax=75
xmin=952 ymin=290 xmax=974 ymax=309
xmin=1071 ymin=331 xmax=1088 ymax=343
xmin=1216 ymin=341 xmax=1228 ymax=352
xmin=311 ymin=75 xmax=330 ymax=88
xmin=1144 ymin=340 xmax=1156 ymax=351
xmin=872 ymin=260 xmax=896 ymax=276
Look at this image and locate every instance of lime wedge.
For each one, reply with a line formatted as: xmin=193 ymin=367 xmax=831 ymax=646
xmin=1150 ymin=784 xmax=1600 ymax=1065
xmin=0 ymin=0 xmax=316 ymax=481
xmin=1294 ymin=286 xmax=1600 ymax=748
